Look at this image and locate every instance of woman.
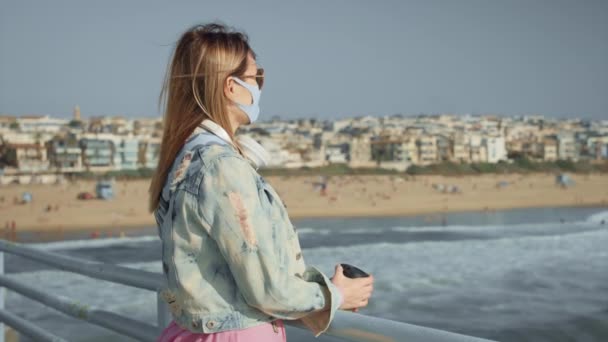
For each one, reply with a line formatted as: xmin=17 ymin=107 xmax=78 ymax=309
xmin=149 ymin=22 xmax=374 ymax=341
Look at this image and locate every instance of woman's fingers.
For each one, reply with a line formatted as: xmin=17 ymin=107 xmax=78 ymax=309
xmin=356 ymin=277 xmax=374 ymax=286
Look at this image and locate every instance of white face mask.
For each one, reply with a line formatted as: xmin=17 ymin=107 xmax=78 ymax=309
xmin=230 ymin=76 xmax=262 ymax=124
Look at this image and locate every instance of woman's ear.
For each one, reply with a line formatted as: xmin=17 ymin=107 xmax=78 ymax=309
xmin=224 ymin=77 xmax=236 ymax=101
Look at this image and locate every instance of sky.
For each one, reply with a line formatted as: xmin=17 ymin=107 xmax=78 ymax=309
xmin=1 ymin=0 xmax=607 ymax=121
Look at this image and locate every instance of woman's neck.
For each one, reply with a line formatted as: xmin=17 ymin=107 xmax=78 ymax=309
xmin=227 ymin=108 xmax=243 ymax=135
xmin=229 ymin=119 xmax=240 ymax=135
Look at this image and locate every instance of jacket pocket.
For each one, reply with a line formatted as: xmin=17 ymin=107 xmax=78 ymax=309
xmin=258 ymin=177 xmax=296 ymax=237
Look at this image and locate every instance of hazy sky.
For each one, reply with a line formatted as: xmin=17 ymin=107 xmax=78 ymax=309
xmin=1 ymin=0 xmax=607 ymax=120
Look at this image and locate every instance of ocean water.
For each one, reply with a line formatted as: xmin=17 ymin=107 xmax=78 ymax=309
xmin=4 ymin=206 xmax=608 ymax=342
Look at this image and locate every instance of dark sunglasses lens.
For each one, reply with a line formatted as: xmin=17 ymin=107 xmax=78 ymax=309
xmin=257 ymin=68 xmax=264 ymax=89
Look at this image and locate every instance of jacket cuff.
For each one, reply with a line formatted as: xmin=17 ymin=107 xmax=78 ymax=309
xmin=296 ymin=265 xmax=342 ymax=337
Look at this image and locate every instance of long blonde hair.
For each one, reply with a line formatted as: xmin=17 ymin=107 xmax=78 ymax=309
xmin=148 ymin=22 xmax=256 ymax=212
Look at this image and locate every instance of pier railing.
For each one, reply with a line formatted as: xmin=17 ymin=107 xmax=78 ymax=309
xmin=0 ymin=240 xmax=496 ymax=342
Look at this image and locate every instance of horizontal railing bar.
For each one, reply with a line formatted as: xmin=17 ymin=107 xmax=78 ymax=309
xmin=289 ymin=310 xmax=497 ymax=342
xmin=0 ymin=275 xmax=159 ymax=342
xmin=0 ymin=309 xmax=68 ymax=342
xmin=0 ymin=240 xmax=165 ymax=291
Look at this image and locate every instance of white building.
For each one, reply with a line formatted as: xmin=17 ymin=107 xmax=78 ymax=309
xmin=557 ymin=133 xmax=578 ymax=161
xmin=16 ymin=115 xmax=68 ymax=133
xmin=483 ymin=136 xmax=507 ymax=163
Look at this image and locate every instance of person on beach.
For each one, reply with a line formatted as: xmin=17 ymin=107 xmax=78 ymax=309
xmin=148 ymin=23 xmax=374 ymax=342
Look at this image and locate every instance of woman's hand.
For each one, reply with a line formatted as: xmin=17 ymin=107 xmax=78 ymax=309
xmin=330 ymin=264 xmax=374 ymax=312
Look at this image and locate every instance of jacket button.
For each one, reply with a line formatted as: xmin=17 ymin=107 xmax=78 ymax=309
xmin=296 ymin=252 xmax=302 ymax=260
xmin=206 ymin=321 xmax=216 ymax=329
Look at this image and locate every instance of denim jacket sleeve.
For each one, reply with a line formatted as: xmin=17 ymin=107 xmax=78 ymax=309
xmin=196 ymin=153 xmax=342 ymax=336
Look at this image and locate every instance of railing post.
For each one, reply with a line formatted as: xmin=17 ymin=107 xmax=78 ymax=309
xmin=0 ymin=251 xmax=4 ymax=342
xmin=157 ymin=289 xmax=171 ymax=335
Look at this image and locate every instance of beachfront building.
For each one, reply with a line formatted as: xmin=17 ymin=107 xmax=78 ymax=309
xmin=80 ymin=136 xmax=114 ymax=172
xmin=369 ymin=135 xmax=414 ymax=171
xmin=46 ymin=133 xmax=84 ymax=173
xmin=303 ymin=148 xmax=326 ymax=168
xmin=483 ymin=136 xmax=507 ymax=163
xmin=541 ymin=138 xmax=558 ymax=161
xmin=138 ymin=137 xmax=161 ymax=169
xmin=16 ymin=115 xmax=68 ymax=133
xmin=505 ymin=120 xmax=542 ymax=143
xmin=87 ymin=116 xmax=132 ymax=135
xmin=400 ymin=138 xmax=419 ymax=165
xmin=507 ymin=137 xmax=539 ymax=159
xmin=416 ymin=135 xmax=437 ymax=165
xmin=0 ymin=115 xmax=18 ymax=134
xmin=348 ymin=134 xmax=375 ymax=168
xmin=468 ymin=135 xmax=488 ymax=163
xmin=522 ymin=141 xmax=541 ymax=160
xmin=586 ymin=135 xmax=608 ymax=160
xmin=112 ymin=137 xmax=139 ymax=170
xmin=331 ymin=118 xmax=353 ymax=133
xmin=2 ymin=142 xmax=49 ymax=173
xmin=133 ymin=117 xmax=163 ymax=137
xmin=451 ymin=134 xmax=470 ymax=163
xmin=436 ymin=135 xmax=452 ymax=162
xmin=325 ymin=142 xmax=350 ymax=164
xmin=108 ymin=117 xmax=133 ymax=135
xmin=557 ymin=133 xmax=578 ymax=161
xmin=282 ymin=148 xmax=307 ymax=168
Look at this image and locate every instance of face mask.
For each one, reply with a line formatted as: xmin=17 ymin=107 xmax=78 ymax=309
xmin=231 ymin=76 xmax=261 ymax=124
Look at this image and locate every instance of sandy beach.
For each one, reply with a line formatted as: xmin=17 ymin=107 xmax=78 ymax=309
xmin=1 ymin=173 xmax=607 ymax=240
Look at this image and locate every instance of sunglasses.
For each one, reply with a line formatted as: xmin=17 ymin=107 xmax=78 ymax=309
xmin=171 ymin=67 xmax=265 ymax=90
xmin=239 ymin=67 xmax=265 ymax=90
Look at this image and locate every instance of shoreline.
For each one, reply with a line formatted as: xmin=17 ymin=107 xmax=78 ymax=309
xmin=287 ymin=201 xmax=608 ymax=219
xmin=7 ymin=202 xmax=607 ymax=244
xmin=6 ymin=200 xmax=608 ymax=233
xmin=1 ymin=173 xmax=607 ymax=242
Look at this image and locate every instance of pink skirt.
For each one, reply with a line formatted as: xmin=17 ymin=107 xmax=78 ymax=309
xmin=157 ymin=319 xmax=287 ymax=342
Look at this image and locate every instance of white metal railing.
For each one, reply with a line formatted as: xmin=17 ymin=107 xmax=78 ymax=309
xmin=0 ymin=240 xmax=498 ymax=342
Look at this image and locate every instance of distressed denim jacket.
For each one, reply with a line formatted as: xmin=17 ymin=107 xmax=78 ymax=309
xmin=154 ymin=128 xmax=343 ymax=337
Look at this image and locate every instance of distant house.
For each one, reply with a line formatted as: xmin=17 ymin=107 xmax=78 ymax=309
xmin=541 ymin=138 xmax=558 ymax=161
xmin=370 ymin=136 xmax=415 ymax=171
xmin=436 ymin=135 xmax=452 ymax=162
xmin=348 ymin=134 xmax=375 ymax=168
xmin=557 ymin=133 xmax=578 ymax=161
xmin=80 ymin=137 xmax=114 ymax=172
xmin=586 ymin=135 xmax=608 ymax=160
xmin=46 ymin=133 xmax=83 ymax=173
xmin=16 ymin=115 xmax=68 ymax=133
xmin=483 ymin=136 xmax=507 ymax=163
xmin=416 ymin=135 xmax=437 ymax=165
xmin=5 ymin=142 xmax=49 ymax=173
xmin=399 ymin=138 xmax=419 ymax=165
xmin=468 ymin=135 xmax=487 ymax=163
xmin=370 ymin=136 xmax=399 ymax=163
xmin=451 ymin=135 xmax=470 ymax=163
xmin=325 ymin=142 xmax=350 ymax=164
xmin=138 ymin=137 xmax=161 ymax=169
xmin=113 ymin=137 xmax=139 ymax=170
xmin=0 ymin=115 xmax=17 ymax=133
